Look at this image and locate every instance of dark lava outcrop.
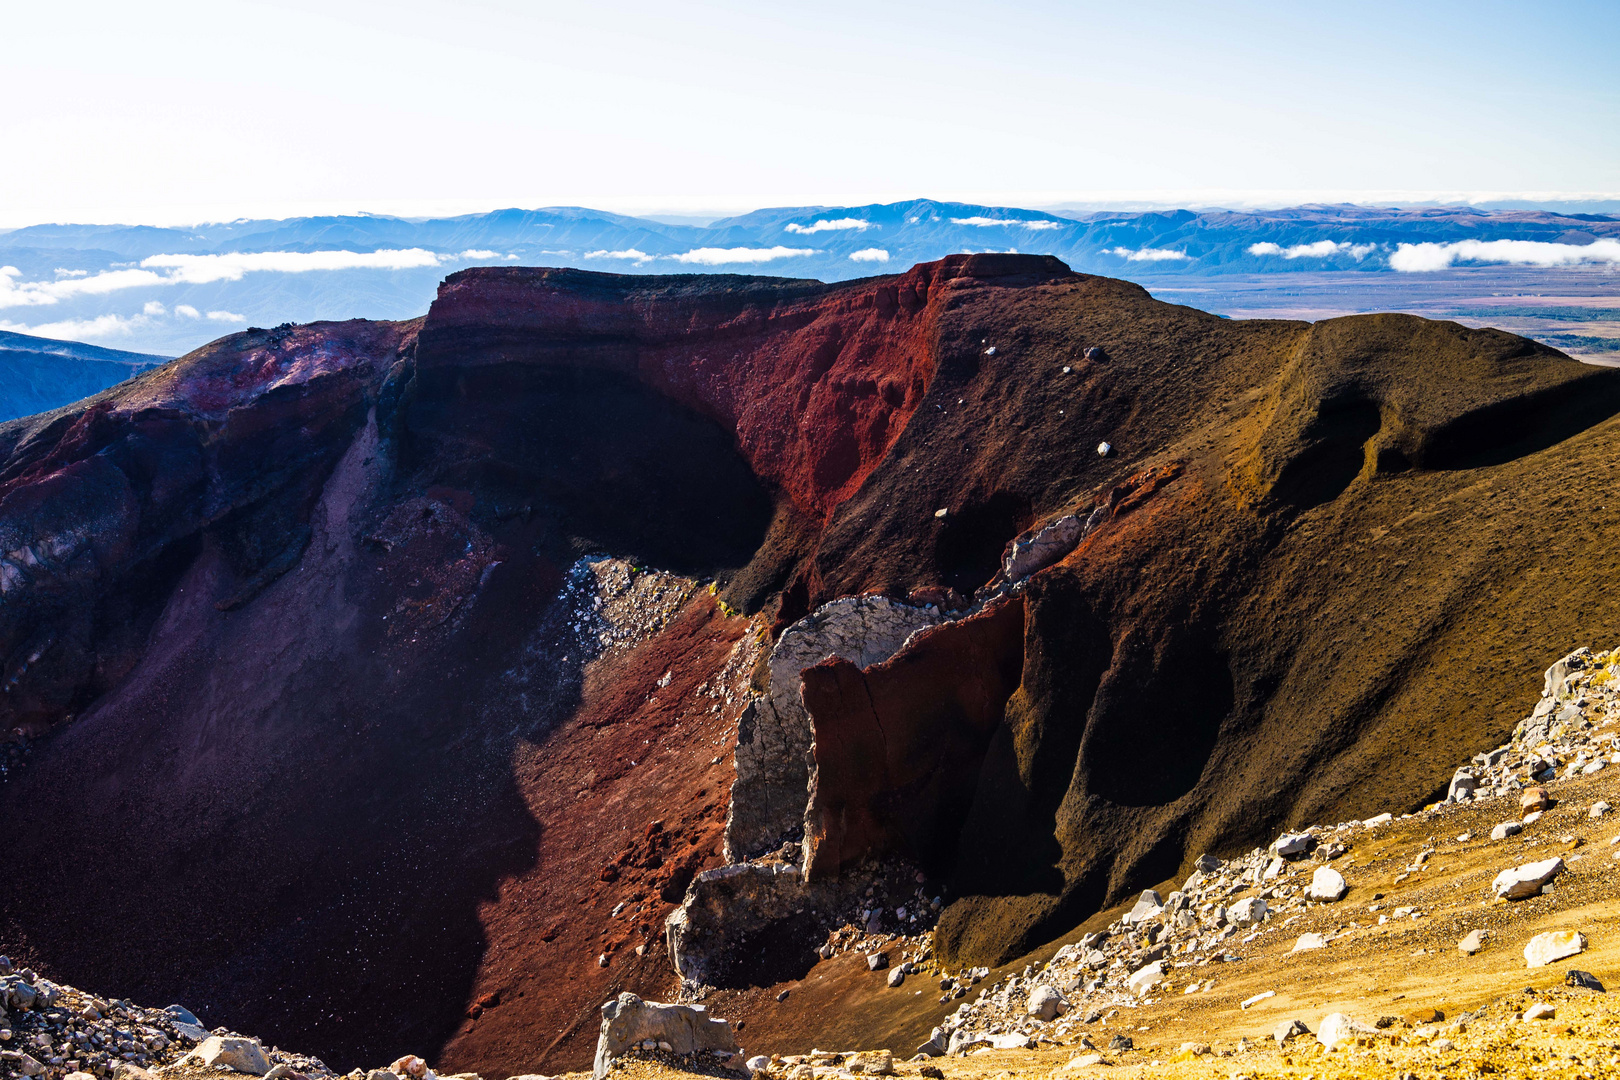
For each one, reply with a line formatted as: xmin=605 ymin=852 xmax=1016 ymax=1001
xmin=4 ymin=255 xmax=1620 ymax=1073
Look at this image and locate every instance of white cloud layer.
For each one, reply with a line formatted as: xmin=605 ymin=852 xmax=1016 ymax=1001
xmin=1389 ymin=238 xmax=1620 ymax=272
xmin=848 ymin=248 xmax=890 ymax=262
xmin=785 ymin=218 xmax=874 ymax=234
xmin=584 ymin=248 xmax=654 ymax=264
xmin=951 ymin=216 xmax=1064 ymax=229
xmin=0 ymin=248 xmax=452 ymax=309
xmin=1106 ymin=246 xmax=1191 ymax=262
xmin=2 ymin=300 xmax=244 ymax=340
xmin=0 ymin=313 xmax=151 ymax=340
xmin=670 ymin=247 xmax=817 ymax=265
xmin=143 ymin=248 xmax=446 ymax=282
xmin=1248 ymin=240 xmax=1378 ymax=260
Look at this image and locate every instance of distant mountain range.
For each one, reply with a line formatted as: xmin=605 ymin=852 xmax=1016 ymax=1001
xmin=2 ymin=199 xmax=1617 ymax=355
xmin=0 ymin=330 xmax=168 ymax=424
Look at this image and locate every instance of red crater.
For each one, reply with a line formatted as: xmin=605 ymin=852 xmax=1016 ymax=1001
xmin=5 ymin=255 xmax=1620 ymax=1078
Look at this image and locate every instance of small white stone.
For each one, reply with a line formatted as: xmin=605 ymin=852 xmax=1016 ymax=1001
xmin=1229 ymin=896 xmax=1268 ymax=926
xmin=1306 ymin=866 xmax=1347 ymax=902
xmin=1127 ymin=961 xmax=1164 ymax=996
xmin=1316 ymin=1013 xmax=1376 ymax=1050
xmin=1524 ymin=929 xmax=1585 ymax=968
xmin=1492 ymin=857 xmax=1563 ymax=900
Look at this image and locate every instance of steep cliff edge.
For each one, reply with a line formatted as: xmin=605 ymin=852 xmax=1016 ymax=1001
xmin=3 ymin=255 xmax=1620 ymax=1076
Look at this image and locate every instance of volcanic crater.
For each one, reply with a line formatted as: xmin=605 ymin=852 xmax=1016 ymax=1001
xmin=3 ymin=254 xmax=1620 ymax=1076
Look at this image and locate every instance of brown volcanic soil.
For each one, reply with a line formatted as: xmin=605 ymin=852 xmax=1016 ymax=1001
xmin=3 ymin=255 xmax=1620 ymax=1075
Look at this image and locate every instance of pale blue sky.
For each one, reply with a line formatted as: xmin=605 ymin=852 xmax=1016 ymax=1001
xmin=3 ymin=0 xmax=1617 ymax=225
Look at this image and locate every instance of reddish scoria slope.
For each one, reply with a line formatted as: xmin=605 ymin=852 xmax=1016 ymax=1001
xmin=4 ymin=256 xmax=1620 ymax=1076
xmin=0 ymin=258 xmax=1036 ymax=1073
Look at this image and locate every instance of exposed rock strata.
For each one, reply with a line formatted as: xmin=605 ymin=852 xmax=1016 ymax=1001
xmin=726 ymin=595 xmax=943 ymax=864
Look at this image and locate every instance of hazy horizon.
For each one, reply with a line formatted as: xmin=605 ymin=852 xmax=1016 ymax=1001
xmin=5 ymin=191 xmax=1620 ymax=233
xmin=6 ymin=0 xmax=1616 ymax=229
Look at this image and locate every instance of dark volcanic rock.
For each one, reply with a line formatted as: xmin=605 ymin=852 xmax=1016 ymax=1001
xmin=4 ymin=254 xmax=1620 ymax=1073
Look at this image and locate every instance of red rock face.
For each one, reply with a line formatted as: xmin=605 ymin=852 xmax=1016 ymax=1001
xmin=5 ymin=255 xmax=1620 ymax=1075
xmin=800 ymin=596 xmax=1026 ymax=879
xmin=416 ymin=256 xmax=1065 ymax=518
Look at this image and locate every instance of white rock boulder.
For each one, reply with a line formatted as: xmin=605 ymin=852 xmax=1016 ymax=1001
xmin=1124 ymin=890 xmax=1164 ymax=924
xmin=1127 ymin=961 xmax=1164 ymax=996
xmin=184 ymin=1037 xmax=272 ymax=1076
xmin=593 ymin=993 xmax=739 ymax=1080
xmin=1524 ymin=930 xmax=1586 ymax=968
xmin=1315 ymin=1013 xmax=1377 ymax=1051
xmin=850 ymin=1049 xmax=894 ymax=1075
xmin=1027 ymin=984 xmax=1070 ymax=1020
xmin=1229 ymin=896 xmax=1268 ymax=926
xmin=1306 ymin=866 xmax=1347 ymax=902
xmin=1492 ymin=857 xmax=1564 ymax=900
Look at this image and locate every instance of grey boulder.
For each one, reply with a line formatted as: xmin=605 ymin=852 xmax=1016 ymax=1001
xmin=184 ymin=1036 xmax=272 ymax=1076
xmin=594 ymin=993 xmax=739 ymax=1080
xmin=1272 ymin=1019 xmax=1310 ymax=1048
xmin=1026 ymin=985 xmax=1070 ymax=1021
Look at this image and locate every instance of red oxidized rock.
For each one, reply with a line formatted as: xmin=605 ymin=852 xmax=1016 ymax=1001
xmin=800 ymin=596 xmax=1026 ymax=879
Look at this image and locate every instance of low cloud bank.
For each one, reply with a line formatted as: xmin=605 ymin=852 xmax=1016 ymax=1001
xmin=1 ymin=303 xmax=247 ymax=341
xmin=144 ymin=249 xmax=446 ymax=281
xmin=951 ymin=217 xmax=1065 ymax=230
xmin=848 ymin=248 xmax=890 ymax=263
xmin=1248 ymin=240 xmax=1378 ymax=260
xmin=1390 ymin=238 xmax=1620 ymax=271
xmin=785 ymin=218 xmax=874 ymax=234
xmin=584 ymin=248 xmax=654 ymax=264
xmin=0 ymin=249 xmax=450 ymax=309
xmin=670 ymin=247 xmax=816 ymax=265
xmin=1 ymin=313 xmax=151 ymax=340
xmin=1106 ymin=246 xmax=1191 ymax=262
